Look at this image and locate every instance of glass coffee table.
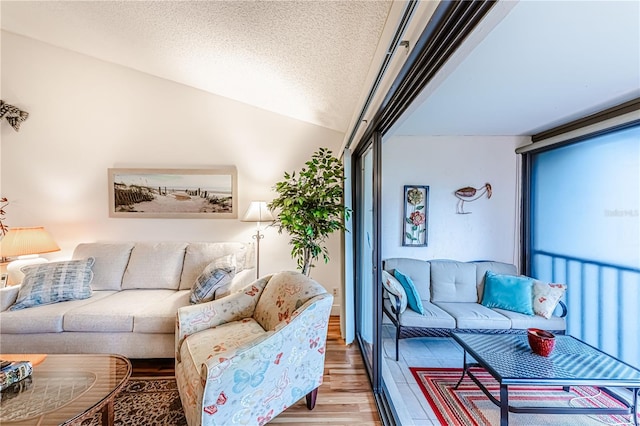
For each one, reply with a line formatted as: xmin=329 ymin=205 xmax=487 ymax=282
xmin=0 ymin=354 xmax=131 ymax=425
xmin=452 ymin=333 xmax=640 ymax=426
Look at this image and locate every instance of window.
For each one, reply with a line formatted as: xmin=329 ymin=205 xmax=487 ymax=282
xmin=527 ymin=124 xmax=639 ymax=367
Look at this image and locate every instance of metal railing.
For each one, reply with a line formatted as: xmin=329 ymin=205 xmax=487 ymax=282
xmin=532 ymin=250 xmax=640 ymax=368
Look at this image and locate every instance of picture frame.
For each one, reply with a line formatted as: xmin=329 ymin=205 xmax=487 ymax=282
xmin=108 ymin=167 xmax=237 ymax=219
xmin=403 ymin=185 xmax=429 ymax=247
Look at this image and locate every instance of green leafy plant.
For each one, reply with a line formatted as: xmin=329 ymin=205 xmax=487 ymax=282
xmin=269 ymin=148 xmax=351 ymax=276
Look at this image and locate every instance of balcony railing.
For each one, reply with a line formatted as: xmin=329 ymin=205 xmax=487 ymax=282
xmin=532 ymin=250 xmax=640 ymax=368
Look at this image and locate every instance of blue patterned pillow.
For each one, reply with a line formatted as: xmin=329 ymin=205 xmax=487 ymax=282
xmin=190 ymin=255 xmax=236 ymax=304
xmin=10 ymin=258 xmax=95 ymax=311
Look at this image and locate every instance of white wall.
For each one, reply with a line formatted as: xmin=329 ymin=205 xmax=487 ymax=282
xmin=1 ymin=32 xmax=344 ymax=310
xmin=382 ymin=135 xmax=527 ymax=265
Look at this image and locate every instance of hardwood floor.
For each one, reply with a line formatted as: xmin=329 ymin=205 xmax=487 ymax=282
xmin=131 ymin=316 xmax=382 ymax=425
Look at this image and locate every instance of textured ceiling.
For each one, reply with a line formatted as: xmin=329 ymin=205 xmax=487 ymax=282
xmin=1 ymin=0 xmax=393 ymax=133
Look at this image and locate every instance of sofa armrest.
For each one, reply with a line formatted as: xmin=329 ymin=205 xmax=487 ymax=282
xmin=175 ymin=276 xmax=270 ymax=358
xmin=0 ymin=285 xmax=20 ymax=312
xmin=556 ymin=300 xmax=568 ymax=318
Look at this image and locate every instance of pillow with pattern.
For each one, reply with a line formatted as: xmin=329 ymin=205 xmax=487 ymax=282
xmin=382 ymin=270 xmax=407 ymax=313
xmin=533 ymin=280 xmax=567 ymax=319
xmin=10 ymin=258 xmax=95 ymax=311
xmin=190 ymin=254 xmax=236 ymax=304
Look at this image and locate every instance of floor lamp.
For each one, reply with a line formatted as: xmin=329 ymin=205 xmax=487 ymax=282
xmin=241 ymin=201 xmax=274 ymax=279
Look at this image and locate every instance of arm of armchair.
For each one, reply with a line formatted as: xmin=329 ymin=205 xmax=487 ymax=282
xmin=176 ymin=275 xmax=271 ymax=358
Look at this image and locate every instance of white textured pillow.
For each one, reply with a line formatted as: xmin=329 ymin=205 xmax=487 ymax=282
xmin=382 ymin=270 xmax=408 ymax=313
xmin=533 ymin=281 xmax=567 ymax=319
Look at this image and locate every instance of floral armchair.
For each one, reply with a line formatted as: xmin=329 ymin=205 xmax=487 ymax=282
xmin=175 ymin=270 xmax=333 ymax=426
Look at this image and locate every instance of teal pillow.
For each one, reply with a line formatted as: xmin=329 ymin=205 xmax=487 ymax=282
xmin=481 ymin=271 xmax=534 ymax=315
xmin=393 ymin=269 xmax=424 ymax=315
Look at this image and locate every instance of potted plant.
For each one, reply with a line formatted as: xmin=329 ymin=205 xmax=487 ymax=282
xmin=269 ymin=148 xmax=351 ymax=276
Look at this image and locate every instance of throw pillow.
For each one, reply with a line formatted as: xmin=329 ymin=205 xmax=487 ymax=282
xmin=10 ymin=258 xmax=95 ymax=311
xmin=382 ymin=270 xmax=408 ymax=313
xmin=190 ymin=255 xmax=237 ymax=304
xmin=393 ymin=269 xmax=425 ymax=315
xmin=481 ymin=271 xmax=534 ymax=315
xmin=533 ymin=280 xmax=567 ymax=319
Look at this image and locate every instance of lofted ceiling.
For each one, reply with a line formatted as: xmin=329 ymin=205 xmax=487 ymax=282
xmin=392 ymin=0 xmax=640 ymax=137
xmin=2 ymin=1 xmax=638 ymax=141
xmin=0 ymin=0 xmax=394 ymax=134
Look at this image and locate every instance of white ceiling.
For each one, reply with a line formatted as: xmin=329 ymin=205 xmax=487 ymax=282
xmin=393 ymin=0 xmax=640 ymax=137
xmin=0 ymin=0 xmax=393 ymax=133
xmin=2 ymin=1 xmax=638 ymax=140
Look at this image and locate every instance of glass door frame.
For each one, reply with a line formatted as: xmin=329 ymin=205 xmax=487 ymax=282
xmin=353 ymin=132 xmax=383 ymax=392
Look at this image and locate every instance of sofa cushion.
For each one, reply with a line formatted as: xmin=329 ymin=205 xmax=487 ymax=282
xmin=63 ymin=290 xmax=176 ymax=332
xmin=430 ymin=261 xmax=477 ymax=303
xmin=179 ymin=242 xmax=249 ymax=290
xmin=384 ymin=299 xmax=455 ymax=329
xmin=10 ymin=258 xmax=95 ymax=311
xmin=481 ymin=271 xmax=534 ymax=315
xmin=134 ymin=290 xmax=191 ymax=333
xmin=189 ymin=255 xmax=236 ymax=304
xmin=382 ymin=270 xmax=407 ymax=313
xmin=72 ymin=242 xmax=134 ymax=290
xmin=0 ymin=291 xmax=115 ymax=333
xmin=533 ymin=281 xmax=567 ymax=319
xmin=435 ymin=302 xmax=511 ymax=329
xmin=122 ymin=242 xmax=188 ymax=290
xmin=492 ymin=308 xmax=566 ymax=331
xmin=383 ymin=258 xmax=431 ymax=302
xmin=394 ymin=269 xmax=424 ymax=314
xmin=473 ymin=261 xmax=517 ymax=302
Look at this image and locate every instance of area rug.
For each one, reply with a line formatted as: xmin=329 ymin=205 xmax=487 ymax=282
xmin=410 ymin=367 xmax=637 ymax=426
xmin=81 ymin=376 xmax=187 ymax=426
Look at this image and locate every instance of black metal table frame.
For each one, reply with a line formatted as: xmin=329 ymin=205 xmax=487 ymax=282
xmin=452 ymin=334 xmax=639 ymax=426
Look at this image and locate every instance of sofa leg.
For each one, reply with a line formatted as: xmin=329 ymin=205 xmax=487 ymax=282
xmin=395 ymin=327 xmax=400 ymax=361
xmin=306 ymin=388 xmax=318 ymax=410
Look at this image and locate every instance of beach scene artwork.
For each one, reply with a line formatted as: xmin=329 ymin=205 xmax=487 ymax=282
xmin=108 ymin=168 xmax=237 ymax=218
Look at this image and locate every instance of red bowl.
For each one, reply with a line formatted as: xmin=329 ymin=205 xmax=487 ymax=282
xmin=527 ymin=328 xmax=556 ymax=357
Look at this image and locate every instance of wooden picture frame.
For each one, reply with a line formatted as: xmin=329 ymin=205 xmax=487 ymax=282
xmin=403 ymin=185 xmax=429 ymax=247
xmin=108 ymin=167 xmax=237 ymax=219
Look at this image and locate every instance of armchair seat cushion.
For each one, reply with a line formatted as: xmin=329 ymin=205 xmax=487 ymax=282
xmin=180 ymin=319 xmax=266 ymax=370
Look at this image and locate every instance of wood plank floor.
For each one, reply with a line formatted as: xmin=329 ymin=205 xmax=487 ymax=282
xmin=131 ymin=316 xmax=382 ymax=425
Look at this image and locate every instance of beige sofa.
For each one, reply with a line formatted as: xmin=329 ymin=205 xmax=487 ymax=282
xmin=0 ymin=241 xmax=255 ymax=358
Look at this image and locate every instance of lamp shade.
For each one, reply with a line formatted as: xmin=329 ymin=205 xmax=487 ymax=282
xmin=0 ymin=226 xmax=61 ymax=258
xmin=241 ymin=201 xmax=274 ymax=223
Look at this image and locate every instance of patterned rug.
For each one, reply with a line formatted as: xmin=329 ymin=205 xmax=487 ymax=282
xmin=81 ymin=376 xmax=187 ymax=426
xmin=410 ymin=367 xmax=637 ymax=426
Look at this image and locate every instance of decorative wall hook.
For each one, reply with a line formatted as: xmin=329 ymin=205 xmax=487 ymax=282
xmin=454 ymin=183 xmax=492 ymax=214
xmin=0 ymin=100 xmax=29 ymax=132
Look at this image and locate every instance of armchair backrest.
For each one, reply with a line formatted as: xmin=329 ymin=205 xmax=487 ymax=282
xmin=253 ymin=271 xmax=328 ymax=331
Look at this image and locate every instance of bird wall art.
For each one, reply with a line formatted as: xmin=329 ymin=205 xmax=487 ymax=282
xmin=454 ymin=183 xmax=492 ymax=214
xmin=0 ymin=100 xmax=29 ymax=132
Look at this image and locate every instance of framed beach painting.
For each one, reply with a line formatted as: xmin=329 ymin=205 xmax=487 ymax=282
xmin=403 ymin=185 xmax=428 ymax=247
xmin=108 ymin=167 xmax=237 ymax=218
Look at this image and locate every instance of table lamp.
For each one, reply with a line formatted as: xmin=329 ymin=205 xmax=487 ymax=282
xmin=241 ymin=201 xmax=274 ymax=279
xmin=1 ymin=226 xmax=61 ymax=284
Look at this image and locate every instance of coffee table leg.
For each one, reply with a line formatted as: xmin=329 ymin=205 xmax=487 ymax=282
xmin=500 ymin=384 xmax=509 ymax=426
xmin=101 ymin=401 xmax=114 ymax=426
xmin=633 ymin=388 xmax=638 ymax=426
xmin=455 ymin=350 xmax=468 ymax=389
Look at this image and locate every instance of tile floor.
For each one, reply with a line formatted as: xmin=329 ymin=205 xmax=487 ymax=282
xmin=381 ymin=324 xmax=466 ymax=425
